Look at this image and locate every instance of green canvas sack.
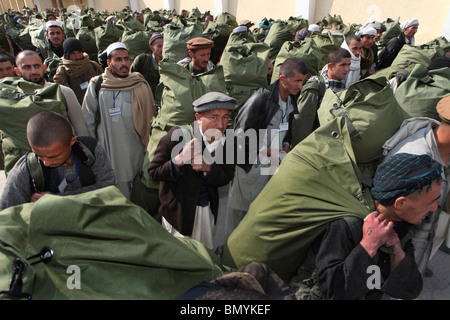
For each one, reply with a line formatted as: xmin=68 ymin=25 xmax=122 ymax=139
xmin=76 ymin=26 xmax=98 ymax=63
xmin=318 ymin=76 xmax=409 ymax=167
xmin=94 ymin=22 xmax=124 ymax=57
xmin=219 ymin=42 xmax=270 ymax=113
xmin=161 ymin=22 xmax=204 ymax=63
xmin=391 ymin=43 xmax=444 ymax=70
xmin=202 ymin=22 xmax=234 ymax=65
xmin=121 ymin=30 xmax=152 ymax=62
xmin=271 ymin=39 xmax=321 ymax=82
xmin=0 ymin=79 xmax=68 ymax=175
xmin=6 ymin=20 xmax=34 ymax=51
xmin=395 ymin=64 xmax=450 ymax=121
xmin=264 ymin=21 xmax=296 ymax=62
xmin=309 ymin=31 xmax=344 ymax=71
xmin=0 ymin=186 xmax=227 ymax=300
xmin=221 ymin=116 xmax=375 ymax=281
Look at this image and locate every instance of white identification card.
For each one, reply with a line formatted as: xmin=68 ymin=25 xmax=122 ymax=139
xmin=108 ymin=107 xmax=121 ymax=116
xmin=80 ymin=81 xmax=89 ymax=90
xmin=57 ymin=179 xmax=68 ymax=193
xmin=279 ymin=122 xmax=289 ymax=132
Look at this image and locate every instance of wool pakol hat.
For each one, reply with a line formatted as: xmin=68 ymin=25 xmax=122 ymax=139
xmin=436 ymin=95 xmax=450 ymax=123
xmin=187 ymin=37 xmax=214 ymax=51
xmin=192 ymin=92 xmax=237 ymax=113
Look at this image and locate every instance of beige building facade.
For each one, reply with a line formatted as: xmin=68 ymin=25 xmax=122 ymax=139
xmin=2 ymin=0 xmax=450 ymax=45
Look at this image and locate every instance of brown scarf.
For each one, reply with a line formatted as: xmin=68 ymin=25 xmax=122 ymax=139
xmin=101 ymin=67 xmax=155 ymax=147
xmin=61 ymin=53 xmax=93 ymax=79
xmin=360 ymin=47 xmax=374 ymax=71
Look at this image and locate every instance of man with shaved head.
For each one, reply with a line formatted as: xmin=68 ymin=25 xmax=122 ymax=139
xmin=0 ymin=111 xmax=115 ymax=210
xmin=14 ymin=50 xmax=89 ymax=137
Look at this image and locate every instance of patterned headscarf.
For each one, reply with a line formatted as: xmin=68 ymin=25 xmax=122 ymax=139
xmin=371 ymin=153 xmax=442 ymax=206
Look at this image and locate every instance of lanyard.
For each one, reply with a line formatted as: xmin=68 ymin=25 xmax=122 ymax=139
xmin=113 ymin=90 xmax=121 ymax=108
xmin=54 ymin=156 xmax=79 ymax=188
xmin=281 ymin=106 xmax=288 ymax=123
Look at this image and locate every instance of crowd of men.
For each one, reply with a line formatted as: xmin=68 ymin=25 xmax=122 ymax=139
xmin=0 ymin=5 xmax=449 ymax=300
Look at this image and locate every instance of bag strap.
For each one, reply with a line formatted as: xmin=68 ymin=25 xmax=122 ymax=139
xmin=26 ymin=140 xmax=96 ymax=193
xmin=94 ymin=75 xmax=103 ymax=139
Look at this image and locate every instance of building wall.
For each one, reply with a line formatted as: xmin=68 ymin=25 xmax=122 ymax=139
xmin=1 ymin=0 xmax=448 ymax=45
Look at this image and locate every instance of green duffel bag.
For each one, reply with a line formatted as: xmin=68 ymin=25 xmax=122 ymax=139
xmin=215 ymin=12 xmax=238 ymax=28
xmin=309 ymin=31 xmax=344 ymax=70
xmin=0 ymin=186 xmax=228 ymax=300
xmin=94 ymin=21 xmax=124 ymax=56
xmin=391 ymin=43 xmax=444 ymax=69
xmin=271 ymin=39 xmax=321 ymax=82
xmin=286 ymin=16 xmax=308 ymax=33
xmin=318 ymin=75 xmax=409 ymax=166
xmin=221 ymin=116 xmax=375 ymax=281
xmin=6 ymin=20 xmax=34 ymax=51
xmin=116 ymin=15 xmax=146 ymax=32
xmin=378 ymin=18 xmax=402 ymax=47
xmin=264 ymin=21 xmax=296 ymax=62
xmin=121 ymin=29 xmax=152 ymax=62
xmin=219 ymin=42 xmax=270 ymax=111
xmin=162 ymin=22 xmax=204 ymax=63
xmin=395 ymin=63 xmax=450 ymax=121
xmin=203 ymin=22 xmax=234 ymax=65
xmin=76 ymin=26 xmax=98 ymax=63
xmin=0 ymin=79 xmax=68 ymax=175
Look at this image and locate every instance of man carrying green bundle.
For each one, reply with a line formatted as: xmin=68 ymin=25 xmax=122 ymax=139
xmin=294 ymin=153 xmax=441 ymax=300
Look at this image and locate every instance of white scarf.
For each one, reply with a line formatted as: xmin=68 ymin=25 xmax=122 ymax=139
xmin=341 ymin=39 xmax=361 ymax=88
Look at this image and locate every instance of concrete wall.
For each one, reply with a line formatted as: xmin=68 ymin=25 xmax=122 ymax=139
xmin=1 ymin=0 xmax=449 ymax=45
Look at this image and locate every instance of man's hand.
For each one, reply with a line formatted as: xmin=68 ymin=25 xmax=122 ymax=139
xmin=361 ymin=211 xmax=396 ymax=258
xmin=30 ymin=192 xmax=54 ymax=202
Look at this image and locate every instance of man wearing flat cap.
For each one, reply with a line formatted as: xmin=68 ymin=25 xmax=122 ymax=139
xmin=382 ymin=95 xmax=450 ymax=278
xmin=296 ymin=152 xmax=442 ymax=300
xmin=82 ymin=42 xmax=155 ymax=200
xmin=53 ymin=38 xmax=103 ymax=104
xmin=177 ymin=36 xmax=215 ymax=75
xmin=131 ymin=32 xmax=164 ymax=95
xmin=149 ymin=91 xmax=236 ymax=249
xmin=378 ymin=18 xmax=419 ymax=70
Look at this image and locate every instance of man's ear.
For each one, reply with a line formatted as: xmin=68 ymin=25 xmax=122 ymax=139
xmin=188 ymin=50 xmax=194 ymax=59
xmin=14 ymin=67 xmax=21 ymax=76
xmin=393 ymin=196 xmax=407 ymax=210
xmin=69 ymin=136 xmax=78 ymax=147
xmin=43 ymin=64 xmax=47 ymax=74
xmin=106 ymin=59 xmax=111 ymax=67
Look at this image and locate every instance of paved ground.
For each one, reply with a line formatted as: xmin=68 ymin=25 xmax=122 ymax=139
xmin=0 ymin=173 xmax=448 ymax=299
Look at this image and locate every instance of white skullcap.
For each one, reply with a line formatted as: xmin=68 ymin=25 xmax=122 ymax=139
xmin=308 ymin=24 xmax=320 ymax=32
xmin=46 ymin=20 xmax=62 ymax=30
xmin=356 ymin=25 xmax=377 ymax=37
xmin=106 ymin=42 xmax=128 ymax=56
xmin=401 ymin=19 xmax=419 ymax=29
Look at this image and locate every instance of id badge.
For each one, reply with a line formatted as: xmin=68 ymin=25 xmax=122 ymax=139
xmin=80 ymin=81 xmax=89 ymax=90
xmin=58 ymin=179 xmax=68 ymax=193
xmin=279 ymin=122 xmax=289 ymax=132
xmin=109 ymin=107 xmax=121 ymax=116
